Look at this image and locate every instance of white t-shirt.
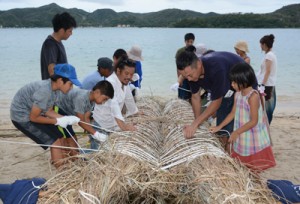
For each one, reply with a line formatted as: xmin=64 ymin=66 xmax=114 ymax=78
xmin=92 ymin=72 xmax=138 ymax=130
xmin=256 ymin=51 xmax=277 ymax=86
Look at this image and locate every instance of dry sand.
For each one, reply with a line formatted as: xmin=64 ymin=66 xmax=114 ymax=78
xmin=0 ymin=96 xmax=299 ymax=186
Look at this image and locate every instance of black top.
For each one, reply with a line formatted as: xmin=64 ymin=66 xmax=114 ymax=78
xmin=40 ymin=35 xmax=67 ymax=80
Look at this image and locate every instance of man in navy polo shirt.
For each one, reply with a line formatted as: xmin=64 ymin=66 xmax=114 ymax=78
xmin=176 ymin=51 xmax=244 ymax=143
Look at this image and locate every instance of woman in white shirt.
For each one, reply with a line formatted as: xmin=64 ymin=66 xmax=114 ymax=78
xmin=257 ymin=34 xmax=277 ymax=124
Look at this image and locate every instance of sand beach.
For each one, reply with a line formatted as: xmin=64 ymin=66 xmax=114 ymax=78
xmin=0 ymin=95 xmax=299 ymax=202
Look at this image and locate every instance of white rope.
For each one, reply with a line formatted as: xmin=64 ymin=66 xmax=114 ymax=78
xmin=79 ymin=190 xmax=101 ymax=204
xmin=78 ymin=121 xmax=131 ymax=137
xmin=216 ymin=129 xmax=231 ymax=137
xmin=178 ymin=87 xmax=191 ymax=92
xmin=222 ymin=193 xmax=247 ymax=204
xmin=0 ymin=140 xmax=98 ymax=152
xmin=64 ymin=127 xmax=86 ymax=154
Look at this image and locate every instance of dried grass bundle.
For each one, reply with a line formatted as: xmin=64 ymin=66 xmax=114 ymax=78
xmin=38 ymin=97 xmax=276 ymax=203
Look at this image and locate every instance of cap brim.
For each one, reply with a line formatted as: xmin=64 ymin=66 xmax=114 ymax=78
xmin=70 ymin=79 xmax=82 ymax=87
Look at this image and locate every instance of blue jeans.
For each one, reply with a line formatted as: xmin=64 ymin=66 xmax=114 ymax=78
xmin=216 ymin=95 xmax=234 ymax=136
xmin=265 ymin=87 xmax=276 ymax=124
xmin=178 ymin=79 xmax=191 ymax=100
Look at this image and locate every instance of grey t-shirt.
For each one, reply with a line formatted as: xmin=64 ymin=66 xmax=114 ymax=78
xmin=56 ymin=89 xmax=94 ymax=115
xmin=10 ymin=80 xmax=58 ymax=122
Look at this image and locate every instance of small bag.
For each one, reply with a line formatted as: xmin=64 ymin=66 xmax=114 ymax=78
xmin=264 ymin=86 xmax=273 ymax=101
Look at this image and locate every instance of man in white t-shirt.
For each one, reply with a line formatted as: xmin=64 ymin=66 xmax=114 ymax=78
xmin=91 ymin=56 xmax=138 ymax=149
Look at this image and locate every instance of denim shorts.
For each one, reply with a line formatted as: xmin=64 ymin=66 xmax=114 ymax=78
xmin=12 ymin=120 xmax=64 ymax=150
xmin=89 ymin=121 xmax=109 ymax=150
xmin=178 ymin=79 xmax=192 ymax=100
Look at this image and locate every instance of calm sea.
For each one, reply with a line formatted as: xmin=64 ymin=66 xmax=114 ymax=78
xmin=0 ymin=28 xmax=300 ymax=100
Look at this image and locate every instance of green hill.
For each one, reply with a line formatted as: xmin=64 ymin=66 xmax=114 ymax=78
xmin=0 ymin=3 xmax=299 ymax=28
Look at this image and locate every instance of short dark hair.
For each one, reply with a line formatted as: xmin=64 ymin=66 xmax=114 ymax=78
xmin=176 ymin=51 xmax=198 ymax=70
xmin=184 ymin=33 xmax=195 ymax=41
xmin=52 ymin=12 xmax=77 ymax=32
xmin=50 ymin=75 xmax=70 ymax=84
xmin=92 ymin=80 xmax=114 ymax=99
xmin=185 ymin=45 xmax=196 ymax=52
xmin=260 ymin=34 xmax=275 ymax=49
xmin=113 ymin=49 xmax=127 ymax=60
xmin=114 ymin=55 xmax=136 ymax=71
xmin=229 ymin=62 xmax=257 ymax=90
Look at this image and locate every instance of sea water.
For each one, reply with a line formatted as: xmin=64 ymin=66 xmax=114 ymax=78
xmin=0 ymin=27 xmax=300 ymax=100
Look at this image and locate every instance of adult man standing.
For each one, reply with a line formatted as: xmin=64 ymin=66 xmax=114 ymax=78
xmin=176 ymin=51 xmax=244 ymax=142
xmin=175 ymin=33 xmax=195 ymax=100
xmin=80 ymin=57 xmax=114 ymax=90
xmin=40 ymin=12 xmax=77 ymax=79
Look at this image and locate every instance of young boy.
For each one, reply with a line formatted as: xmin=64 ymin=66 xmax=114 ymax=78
xmin=55 ymin=80 xmax=114 ymax=153
xmin=10 ymin=63 xmax=81 ymax=168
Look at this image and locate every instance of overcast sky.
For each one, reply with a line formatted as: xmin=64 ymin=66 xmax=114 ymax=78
xmin=0 ymin=0 xmax=299 ymax=14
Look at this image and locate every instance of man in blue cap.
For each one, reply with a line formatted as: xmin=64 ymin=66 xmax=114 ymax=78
xmin=10 ymin=63 xmax=81 ymax=169
xmin=81 ymin=57 xmax=114 ymax=90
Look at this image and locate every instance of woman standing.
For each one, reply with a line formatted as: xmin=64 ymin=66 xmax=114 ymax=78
xmin=257 ymin=34 xmax=277 ymax=124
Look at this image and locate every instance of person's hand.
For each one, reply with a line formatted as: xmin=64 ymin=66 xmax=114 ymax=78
xmin=92 ymin=131 xmax=108 ymax=142
xmin=170 ymin=82 xmax=179 ymax=92
xmin=129 ymin=84 xmax=136 ymax=91
xmin=134 ymin=87 xmax=140 ymax=96
xmin=126 ymin=124 xmax=137 ymax=131
xmin=67 ymin=116 xmax=80 ymax=125
xmin=210 ymin=126 xmax=221 ymax=133
xmin=183 ymin=124 xmax=197 ymax=139
xmin=55 ymin=116 xmax=70 ymax=128
xmin=228 ymin=131 xmax=239 ymax=143
xmin=258 ymin=84 xmax=265 ymax=95
xmin=132 ymin=73 xmax=140 ymax=82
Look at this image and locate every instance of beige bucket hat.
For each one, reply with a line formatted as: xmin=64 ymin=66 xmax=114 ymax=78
xmin=234 ymin=41 xmax=249 ymax=53
xmin=127 ymin=45 xmax=143 ymax=61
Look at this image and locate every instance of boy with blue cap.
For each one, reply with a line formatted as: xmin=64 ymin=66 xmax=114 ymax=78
xmin=10 ymin=63 xmax=81 ymax=169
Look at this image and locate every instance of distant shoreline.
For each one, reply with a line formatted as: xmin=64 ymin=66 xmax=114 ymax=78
xmin=1 ymin=3 xmax=299 ymax=28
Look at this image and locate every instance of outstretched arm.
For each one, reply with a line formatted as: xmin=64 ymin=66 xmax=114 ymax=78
xmin=115 ymin=118 xmax=136 ymax=131
xmin=184 ymin=95 xmax=222 ymax=138
xmin=210 ymin=94 xmax=236 ymax=133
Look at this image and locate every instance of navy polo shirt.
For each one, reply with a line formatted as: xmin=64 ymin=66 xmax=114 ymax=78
xmin=189 ymin=51 xmax=244 ymax=100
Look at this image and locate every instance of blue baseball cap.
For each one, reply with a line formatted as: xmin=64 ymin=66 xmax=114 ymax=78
xmin=54 ymin=63 xmax=82 ymax=87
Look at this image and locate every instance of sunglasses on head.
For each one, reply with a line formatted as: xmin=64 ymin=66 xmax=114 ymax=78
xmin=121 ymin=58 xmax=136 ymax=67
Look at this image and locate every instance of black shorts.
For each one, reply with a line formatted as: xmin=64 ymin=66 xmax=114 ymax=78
xmin=12 ymin=120 xmax=64 ymax=150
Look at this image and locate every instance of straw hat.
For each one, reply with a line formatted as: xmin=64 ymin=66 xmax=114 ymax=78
xmin=234 ymin=41 xmax=249 ymax=53
xmin=127 ymin=45 xmax=143 ymax=61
